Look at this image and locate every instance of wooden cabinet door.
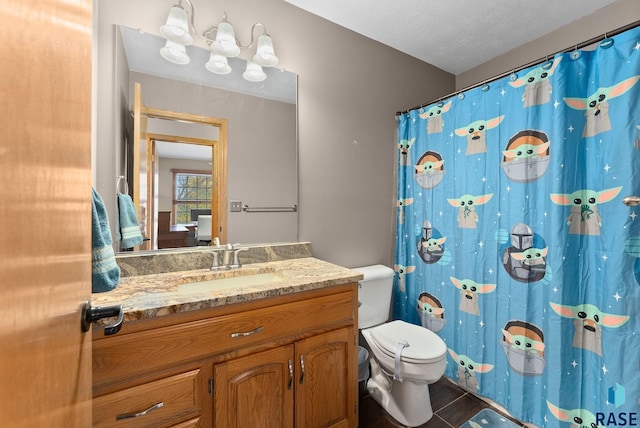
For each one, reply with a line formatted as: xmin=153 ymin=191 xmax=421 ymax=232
xmin=214 ymin=345 xmax=295 ymax=428
xmin=295 ymin=327 xmax=358 ymax=428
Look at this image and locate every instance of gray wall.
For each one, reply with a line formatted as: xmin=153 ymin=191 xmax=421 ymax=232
xmin=457 ymin=0 xmax=640 ymax=89
xmin=94 ymin=0 xmax=454 ymax=268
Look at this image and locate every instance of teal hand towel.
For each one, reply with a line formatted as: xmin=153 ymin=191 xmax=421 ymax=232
xmin=116 ymin=192 xmax=144 ymax=249
xmin=92 ymin=188 xmax=120 ymax=292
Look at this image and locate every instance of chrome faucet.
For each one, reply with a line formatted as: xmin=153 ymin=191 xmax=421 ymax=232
xmin=210 ymin=244 xmax=249 ymax=270
xmin=222 ymin=243 xmax=233 ymax=267
xmin=230 ymin=246 xmax=248 ymax=269
xmin=209 ymin=237 xmax=225 ymax=271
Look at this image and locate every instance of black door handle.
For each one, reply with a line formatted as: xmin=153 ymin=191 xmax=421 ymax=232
xmin=81 ymin=300 xmax=123 ymax=335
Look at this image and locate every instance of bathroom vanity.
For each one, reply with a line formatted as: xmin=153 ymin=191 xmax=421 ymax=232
xmin=91 ymin=245 xmax=362 ymax=427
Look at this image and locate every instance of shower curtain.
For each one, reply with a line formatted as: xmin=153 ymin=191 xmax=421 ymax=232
xmin=395 ymin=26 xmax=639 ymax=428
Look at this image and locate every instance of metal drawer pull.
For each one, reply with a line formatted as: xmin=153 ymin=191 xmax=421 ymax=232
xmin=299 ymin=355 xmax=305 ymax=384
xmin=230 ymin=326 xmax=265 ymax=338
xmin=116 ymin=401 xmax=164 ymax=420
xmin=288 ymin=359 xmax=294 ymax=390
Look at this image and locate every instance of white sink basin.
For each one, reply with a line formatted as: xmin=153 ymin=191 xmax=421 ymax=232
xmin=177 ymin=271 xmax=283 ymax=294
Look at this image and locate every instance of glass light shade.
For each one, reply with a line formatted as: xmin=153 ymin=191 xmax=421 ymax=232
xmin=243 ymin=61 xmax=266 ymax=82
xmin=205 ymin=52 xmax=232 ymax=74
xmin=212 ymin=22 xmax=240 ymax=57
xmin=160 ymin=40 xmax=190 ymax=65
xmin=252 ymin=34 xmax=279 ymax=67
xmin=160 ymin=5 xmax=193 ymax=45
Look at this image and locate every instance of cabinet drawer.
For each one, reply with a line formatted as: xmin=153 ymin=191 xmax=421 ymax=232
xmin=94 ymin=290 xmax=354 ymax=387
xmin=93 ymin=369 xmax=204 ymax=428
xmin=170 ymin=419 xmax=201 ymax=428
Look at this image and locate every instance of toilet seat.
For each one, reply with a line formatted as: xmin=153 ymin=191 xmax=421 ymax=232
xmin=369 ymin=320 xmax=446 ymax=364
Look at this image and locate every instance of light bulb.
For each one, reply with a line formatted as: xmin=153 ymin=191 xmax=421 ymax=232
xmin=160 ymin=40 xmax=190 ymax=65
xmin=253 ymin=34 xmax=278 ymax=67
xmin=205 ymin=52 xmax=232 ymax=74
xmin=160 ymin=5 xmax=193 ymax=46
xmin=212 ymin=22 xmax=240 ymax=57
xmin=243 ymin=61 xmax=266 ymax=82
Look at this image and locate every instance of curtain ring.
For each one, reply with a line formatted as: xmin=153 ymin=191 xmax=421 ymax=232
xmin=600 ymin=33 xmax=615 ymax=49
xmin=570 ymin=46 xmax=582 ymax=60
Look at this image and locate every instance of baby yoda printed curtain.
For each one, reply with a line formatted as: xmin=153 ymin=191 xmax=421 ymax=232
xmin=395 ymin=26 xmax=640 ymax=428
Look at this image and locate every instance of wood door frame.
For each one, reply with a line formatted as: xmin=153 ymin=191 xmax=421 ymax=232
xmin=132 ymin=83 xmax=228 ymax=244
xmin=147 ymin=133 xmax=219 ymax=249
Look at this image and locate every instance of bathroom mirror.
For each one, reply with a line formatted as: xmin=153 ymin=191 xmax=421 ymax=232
xmin=96 ymin=22 xmax=298 ymax=252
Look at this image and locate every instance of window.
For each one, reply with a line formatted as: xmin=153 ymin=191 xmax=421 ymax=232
xmin=173 ymin=169 xmax=212 ymax=224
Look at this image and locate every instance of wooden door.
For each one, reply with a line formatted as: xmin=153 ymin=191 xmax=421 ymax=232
xmin=295 ymin=328 xmax=358 ymax=428
xmin=0 ymin=0 xmax=93 ymax=426
xmin=214 ymin=346 xmax=295 ymax=428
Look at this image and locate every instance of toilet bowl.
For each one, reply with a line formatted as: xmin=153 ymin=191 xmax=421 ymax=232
xmin=356 ymin=265 xmax=448 ymax=427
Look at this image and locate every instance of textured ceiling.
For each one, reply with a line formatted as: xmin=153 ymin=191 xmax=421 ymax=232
xmin=284 ymin=0 xmax=622 ymax=75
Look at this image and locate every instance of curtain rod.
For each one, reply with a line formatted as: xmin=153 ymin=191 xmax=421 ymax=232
xmin=396 ymin=19 xmax=640 ymax=116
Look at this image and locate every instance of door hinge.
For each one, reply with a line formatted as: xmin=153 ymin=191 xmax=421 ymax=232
xmin=208 ymin=377 xmax=214 ymax=395
xmin=354 ymin=403 xmax=358 ymax=414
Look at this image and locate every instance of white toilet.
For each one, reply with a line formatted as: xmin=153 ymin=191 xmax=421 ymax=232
xmin=356 ymin=265 xmax=447 ymax=427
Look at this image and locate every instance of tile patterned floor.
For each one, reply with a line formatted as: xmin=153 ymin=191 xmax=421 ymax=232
xmin=358 ymin=376 xmax=526 ymax=428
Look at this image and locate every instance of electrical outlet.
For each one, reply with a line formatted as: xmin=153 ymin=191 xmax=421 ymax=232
xmin=230 ymin=200 xmax=242 ymax=212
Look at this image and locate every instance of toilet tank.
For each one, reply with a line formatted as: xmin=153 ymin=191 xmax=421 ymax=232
xmin=355 ymin=265 xmax=395 ymax=329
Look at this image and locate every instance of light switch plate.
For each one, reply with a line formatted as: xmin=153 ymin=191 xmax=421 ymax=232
xmin=230 ymin=200 xmax=242 ymax=212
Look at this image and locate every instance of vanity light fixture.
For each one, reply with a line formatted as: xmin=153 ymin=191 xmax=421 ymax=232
xmin=159 ymin=0 xmax=279 ymax=82
xmin=160 ymin=40 xmax=191 ymax=65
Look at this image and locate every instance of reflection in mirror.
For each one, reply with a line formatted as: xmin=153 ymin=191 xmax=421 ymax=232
xmin=106 ymin=25 xmax=298 ymax=253
xmin=143 ymin=113 xmax=222 ymax=251
xmin=155 ymin=141 xmax=213 ymax=250
xmin=129 ymin=82 xmax=226 ymax=252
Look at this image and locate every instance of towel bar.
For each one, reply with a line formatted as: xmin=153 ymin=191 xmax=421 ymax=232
xmin=242 ymin=204 xmax=298 ymax=213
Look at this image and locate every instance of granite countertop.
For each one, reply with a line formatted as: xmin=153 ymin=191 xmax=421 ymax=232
xmin=91 ymin=257 xmax=363 ymax=323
